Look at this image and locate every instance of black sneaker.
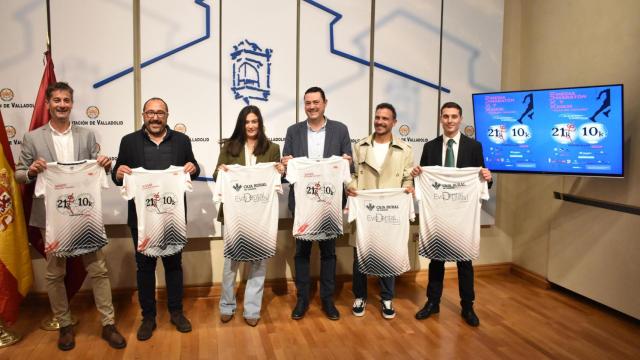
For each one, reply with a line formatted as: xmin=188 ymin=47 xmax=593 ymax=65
xmin=352 ymin=298 xmax=366 ymax=317
xmin=381 ymin=300 xmax=396 ymax=319
xmin=136 ymin=318 xmax=156 ymax=341
xmin=170 ymin=311 xmax=192 ymax=333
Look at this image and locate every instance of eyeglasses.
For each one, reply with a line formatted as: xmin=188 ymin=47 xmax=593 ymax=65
xmin=143 ymin=110 xmax=168 ymax=118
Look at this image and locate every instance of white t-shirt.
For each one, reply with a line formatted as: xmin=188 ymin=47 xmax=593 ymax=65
xmin=213 ymin=163 xmax=282 ymax=262
xmin=34 ymin=160 xmax=108 ymax=257
xmin=285 ymin=156 xmax=351 ymax=241
xmin=347 ymin=188 xmax=414 ymax=277
xmin=372 ymin=141 xmax=389 ymax=170
xmin=121 ymin=166 xmax=193 ymax=257
xmin=415 ymin=166 xmax=489 ymax=261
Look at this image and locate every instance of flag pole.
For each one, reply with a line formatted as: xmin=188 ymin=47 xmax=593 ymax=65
xmin=0 ymin=319 xmax=21 ymax=348
xmin=38 ymin=0 xmax=79 ymax=331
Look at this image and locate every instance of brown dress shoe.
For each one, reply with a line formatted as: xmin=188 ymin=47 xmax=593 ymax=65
xmin=244 ymin=318 xmax=259 ymax=327
xmin=220 ymin=314 xmax=234 ymax=323
xmin=58 ymin=325 xmax=75 ymax=351
xmin=102 ymin=324 xmax=127 ymax=349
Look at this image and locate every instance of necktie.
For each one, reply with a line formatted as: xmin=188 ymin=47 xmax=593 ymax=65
xmin=445 ymin=138 xmax=455 ymax=167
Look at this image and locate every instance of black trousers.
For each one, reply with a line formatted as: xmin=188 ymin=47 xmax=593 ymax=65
xmin=426 ymin=259 xmax=475 ymax=310
xmin=294 ymin=238 xmax=336 ymax=304
xmin=131 ymin=227 xmax=184 ymax=320
xmin=352 ymin=248 xmax=395 ymax=301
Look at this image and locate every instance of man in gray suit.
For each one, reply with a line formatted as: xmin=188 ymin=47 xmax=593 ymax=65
xmin=15 ymin=82 xmax=125 ymax=351
xmin=282 ymin=86 xmax=353 ymax=320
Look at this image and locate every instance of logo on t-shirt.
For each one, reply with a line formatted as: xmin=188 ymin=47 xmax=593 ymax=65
xmin=56 ymin=193 xmax=94 ymax=216
xmin=305 ymin=181 xmax=335 ymax=202
xmin=144 ymin=192 xmax=177 ymax=214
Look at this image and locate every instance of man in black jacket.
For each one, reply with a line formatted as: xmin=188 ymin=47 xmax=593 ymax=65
xmin=112 ymin=97 xmax=199 ymax=340
xmin=412 ymin=102 xmax=492 ymax=327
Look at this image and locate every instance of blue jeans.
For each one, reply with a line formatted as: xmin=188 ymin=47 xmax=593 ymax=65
xmin=131 ymin=227 xmax=184 ymax=320
xmin=219 ymin=258 xmax=267 ymax=319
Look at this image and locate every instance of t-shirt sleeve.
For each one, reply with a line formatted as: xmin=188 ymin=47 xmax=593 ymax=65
xmin=284 ymin=158 xmax=298 ymax=184
xmin=272 ymin=167 xmax=283 ymax=195
xmin=213 ymin=170 xmax=225 ymax=203
xmin=99 ymin=166 xmax=109 ymax=189
xmin=183 ymin=172 xmax=193 ymax=193
xmin=347 ymin=196 xmax=357 ymax=223
xmin=414 ymin=173 xmax=424 ymax=202
xmin=480 ymin=180 xmax=490 ymax=201
xmin=408 ymin=193 xmax=416 ymax=222
xmin=121 ymin=173 xmax=136 ymax=200
xmin=341 ymin=159 xmax=352 ymax=185
xmin=34 ymin=171 xmax=46 ymax=198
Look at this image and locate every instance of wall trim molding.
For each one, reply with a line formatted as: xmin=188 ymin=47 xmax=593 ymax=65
xmin=24 ymin=262 xmax=515 ymax=303
xmin=511 ymin=264 xmax=551 ymax=289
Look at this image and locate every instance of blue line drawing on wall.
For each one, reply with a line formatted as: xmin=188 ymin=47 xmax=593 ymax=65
xmin=303 ymin=0 xmax=450 ymax=94
xmin=93 ymin=0 xmax=211 ymax=89
xmin=230 ymin=40 xmax=273 ymax=104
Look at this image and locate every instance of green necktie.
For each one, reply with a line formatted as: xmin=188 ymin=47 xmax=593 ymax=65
xmin=445 ymin=138 xmax=455 ymax=167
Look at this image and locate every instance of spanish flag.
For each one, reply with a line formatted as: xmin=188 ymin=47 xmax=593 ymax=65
xmin=0 ymin=109 xmax=33 ymax=325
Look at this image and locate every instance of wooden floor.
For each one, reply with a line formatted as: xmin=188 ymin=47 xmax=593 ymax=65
xmin=1 ymin=273 xmax=639 ymax=360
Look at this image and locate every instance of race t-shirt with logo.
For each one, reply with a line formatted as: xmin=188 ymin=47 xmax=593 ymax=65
xmin=121 ymin=166 xmax=193 ymax=257
xmin=347 ymin=188 xmax=414 ymax=277
xmin=34 ymin=160 xmax=108 ymax=257
xmin=213 ymin=163 xmax=282 ymax=262
xmin=285 ymin=156 xmax=351 ymax=241
xmin=415 ymin=166 xmax=489 ymax=261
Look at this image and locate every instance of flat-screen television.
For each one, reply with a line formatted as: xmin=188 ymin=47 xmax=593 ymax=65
xmin=472 ymin=84 xmax=624 ymax=177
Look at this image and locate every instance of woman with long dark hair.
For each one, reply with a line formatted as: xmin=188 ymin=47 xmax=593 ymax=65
xmin=213 ymin=105 xmax=283 ymax=327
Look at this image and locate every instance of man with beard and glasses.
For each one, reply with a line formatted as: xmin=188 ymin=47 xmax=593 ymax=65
xmin=112 ymin=97 xmax=199 ymax=340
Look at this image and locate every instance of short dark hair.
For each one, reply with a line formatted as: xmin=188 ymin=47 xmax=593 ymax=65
xmin=440 ymin=102 xmax=462 ymax=116
xmin=45 ymin=82 xmax=74 ymax=100
xmin=375 ymin=102 xmax=396 ymax=119
xmin=143 ymin=97 xmax=169 ymax=113
xmin=304 ymin=86 xmax=326 ymax=102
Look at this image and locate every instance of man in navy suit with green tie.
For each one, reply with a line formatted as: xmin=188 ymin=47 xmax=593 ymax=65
xmin=412 ymin=102 xmax=492 ymax=326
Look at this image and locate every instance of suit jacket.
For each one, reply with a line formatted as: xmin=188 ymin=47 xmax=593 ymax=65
xmin=112 ymin=128 xmax=200 ymax=227
xmin=282 ymin=118 xmax=353 ymax=212
xmin=15 ymin=124 xmax=99 ymax=228
xmin=212 ymin=141 xmax=280 ymax=223
xmin=419 ymin=133 xmax=492 ymax=188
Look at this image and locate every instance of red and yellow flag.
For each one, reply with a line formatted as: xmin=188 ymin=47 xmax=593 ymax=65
xmin=0 ymin=109 xmax=33 ymax=325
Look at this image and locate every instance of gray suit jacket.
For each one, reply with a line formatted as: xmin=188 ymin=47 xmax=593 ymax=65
xmin=282 ymin=118 xmax=353 ymax=212
xmin=15 ymin=124 xmax=99 ymax=228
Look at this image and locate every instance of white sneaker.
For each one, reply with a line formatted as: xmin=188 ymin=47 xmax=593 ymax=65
xmin=352 ymin=298 xmax=366 ymax=317
xmin=381 ymin=300 xmax=396 ymax=319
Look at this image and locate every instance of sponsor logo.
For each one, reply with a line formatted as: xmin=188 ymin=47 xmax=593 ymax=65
xmin=232 ymin=183 xmax=242 ymax=192
xmin=366 ymin=213 xmax=401 ymax=224
xmin=86 ymin=106 xmax=100 ymax=119
xmin=433 ymin=192 xmax=468 ymax=201
xmin=365 ymin=201 xmax=375 ymax=211
xmin=431 ymin=181 xmax=466 ymax=190
xmin=56 ymin=192 xmax=94 ymax=216
xmin=144 ymin=192 xmax=177 ymax=214
xmin=174 ymin=123 xmax=187 ymax=133
xmin=464 ymin=125 xmax=475 ymax=138
xmin=230 ymin=39 xmax=273 ymax=104
xmin=234 ymin=193 xmax=270 ymax=203
xmin=399 ymin=124 xmax=410 ymax=136
xmin=5 ymin=126 xmax=16 ymax=139
xmin=0 ymin=88 xmax=14 ymax=102
xmin=305 ymin=181 xmax=335 ymax=202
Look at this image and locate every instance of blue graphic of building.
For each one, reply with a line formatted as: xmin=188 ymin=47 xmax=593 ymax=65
xmin=230 ymin=39 xmax=273 ymax=104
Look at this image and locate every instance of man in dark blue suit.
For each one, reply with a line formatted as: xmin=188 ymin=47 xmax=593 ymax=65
xmin=412 ymin=102 xmax=492 ymax=326
xmin=282 ymin=87 xmax=353 ymax=320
